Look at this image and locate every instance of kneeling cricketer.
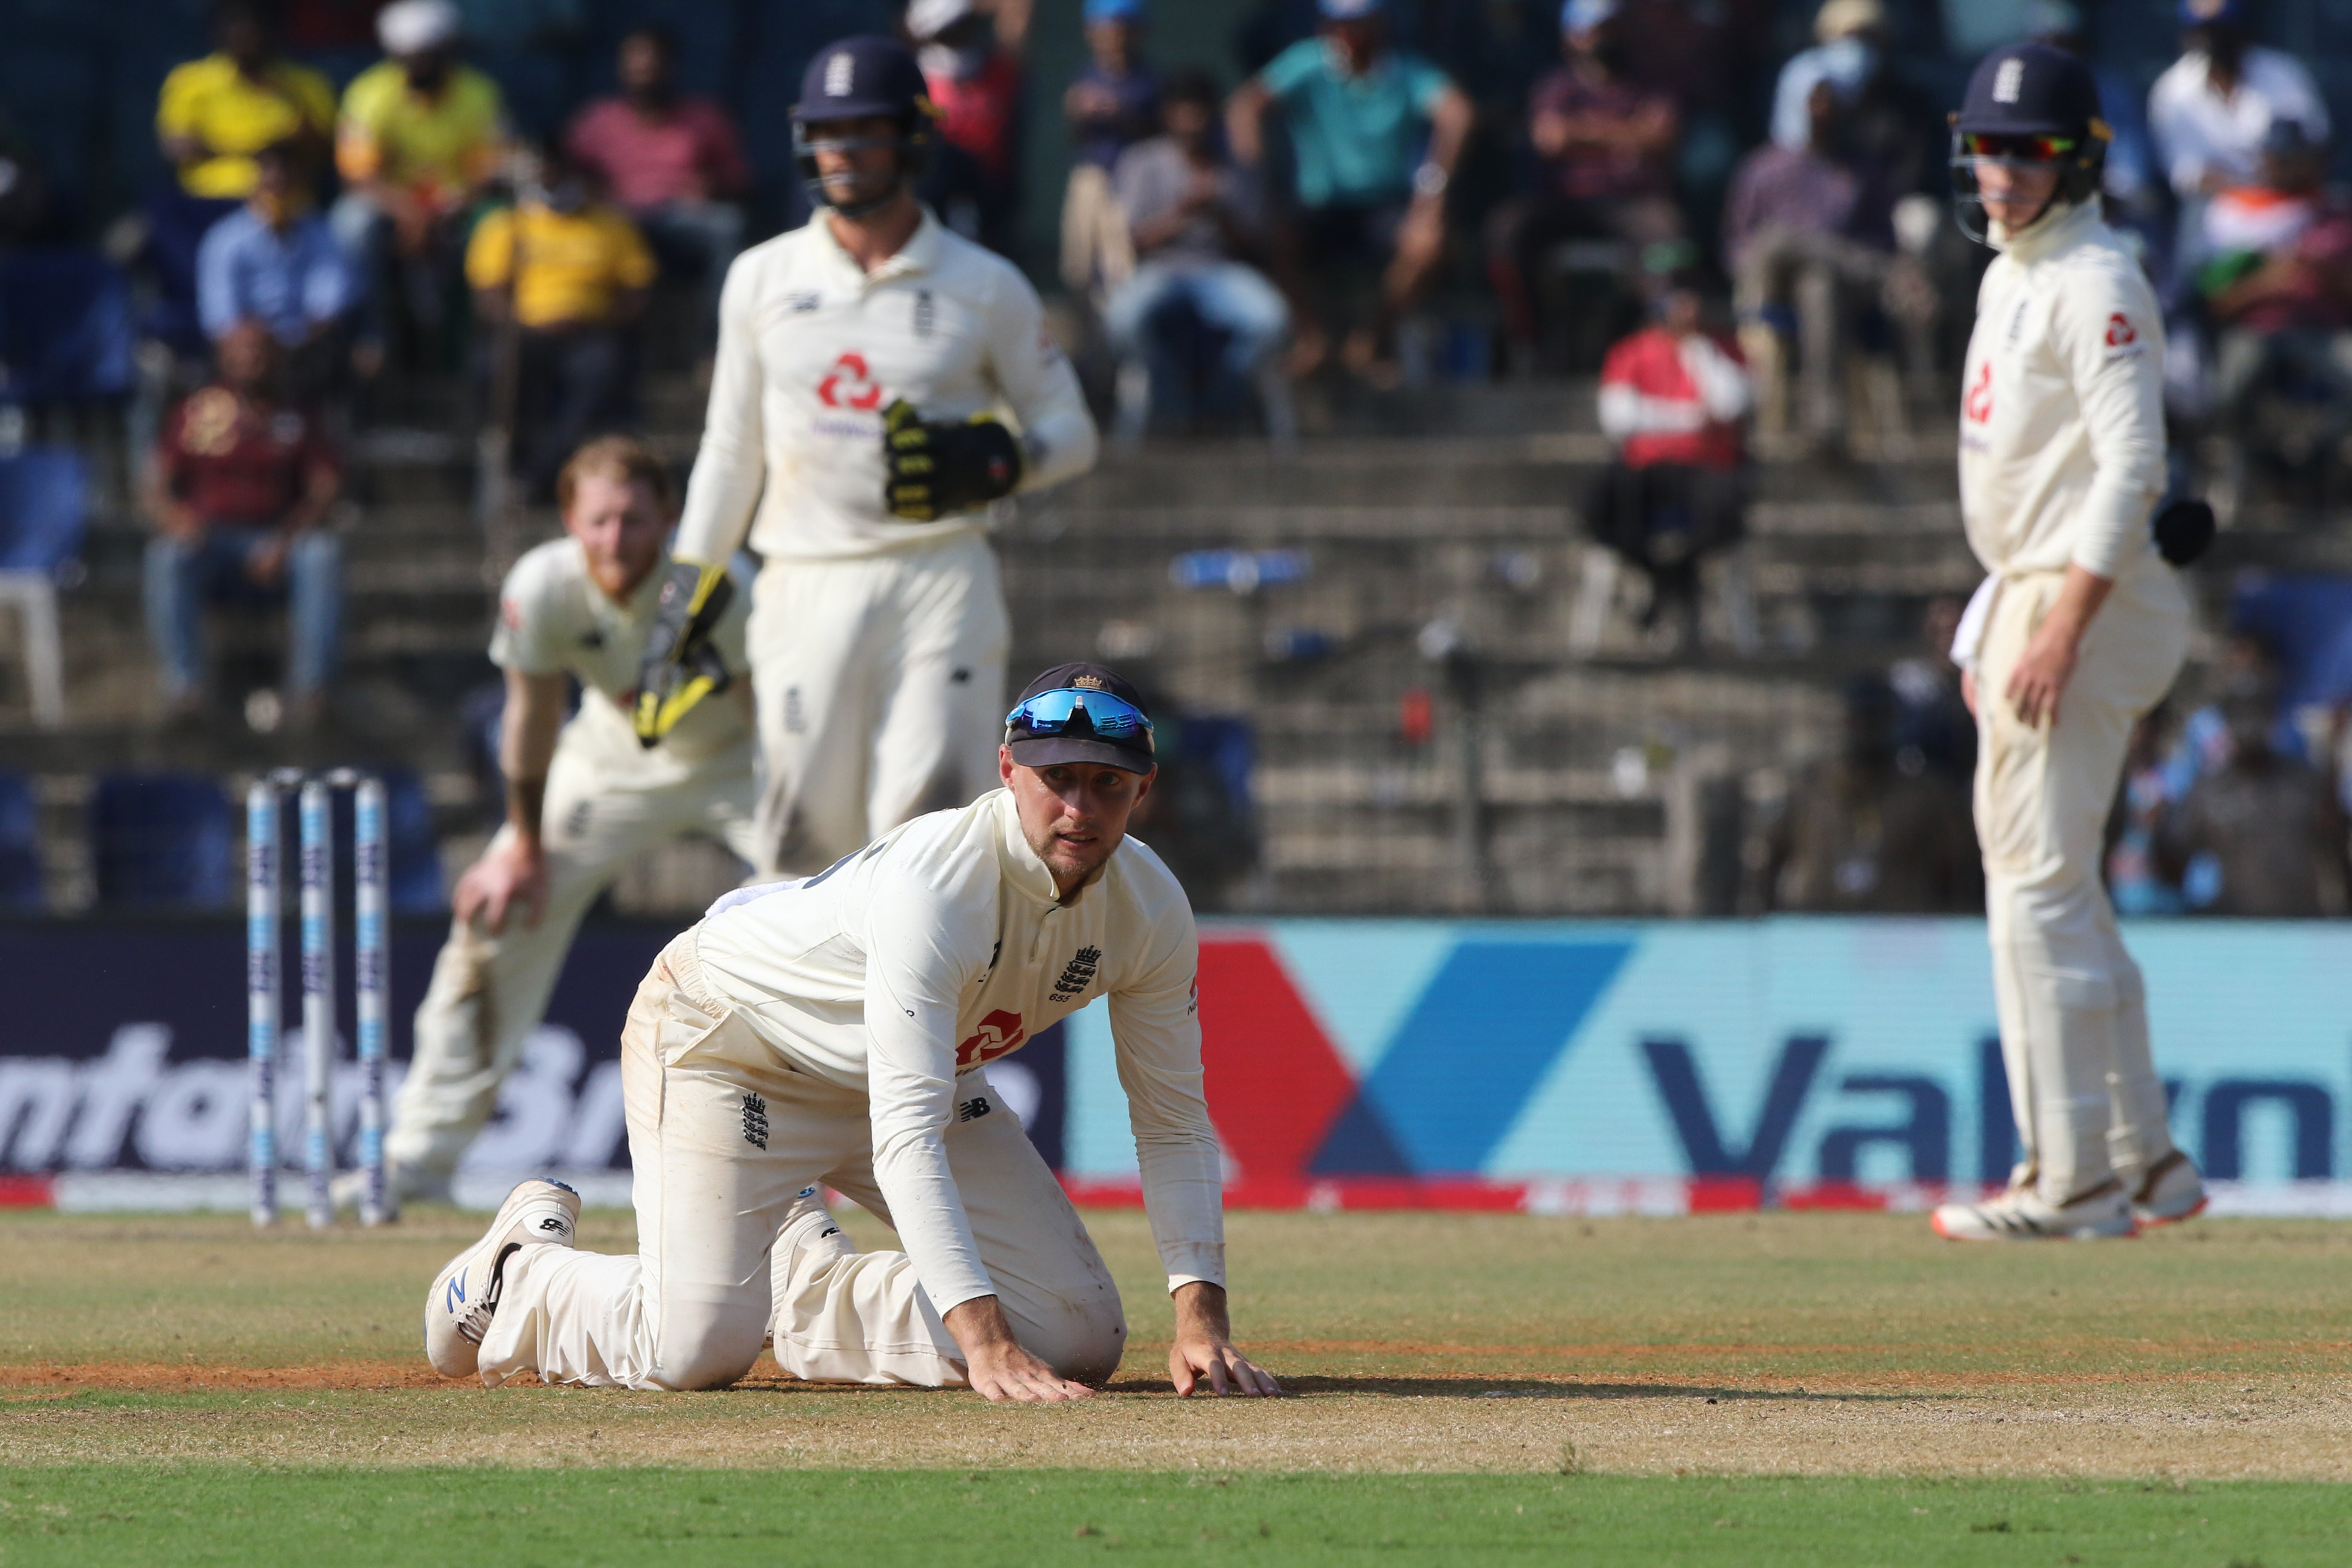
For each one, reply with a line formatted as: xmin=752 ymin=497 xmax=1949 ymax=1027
xmin=423 ymin=665 xmax=1280 ymax=1400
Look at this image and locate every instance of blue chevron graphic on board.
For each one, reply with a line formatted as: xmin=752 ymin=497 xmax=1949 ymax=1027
xmin=1308 ymin=940 xmax=1635 ymax=1174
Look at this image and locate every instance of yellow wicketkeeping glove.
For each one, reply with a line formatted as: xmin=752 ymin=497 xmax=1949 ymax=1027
xmin=632 ymin=559 xmax=735 ymax=747
xmin=882 ymin=398 xmax=1023 ymax=521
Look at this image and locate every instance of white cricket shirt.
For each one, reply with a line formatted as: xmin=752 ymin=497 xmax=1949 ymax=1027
xmin=2148 ymin=46 xmax=2330 ymax=198
xmin=689 ymin=787 xmax=1222 ymax=1315
xmin=491 ymin=538 xmax=754 ymax=774
xmin=672 ymin=208 xmax=1098 ymax=565
xmin=1957 ymin=202 xmax=2166 ymax=585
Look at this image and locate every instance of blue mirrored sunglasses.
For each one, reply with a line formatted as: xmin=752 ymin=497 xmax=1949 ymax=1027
xmin=1004 ymin=688 xmax=1155 ymax=745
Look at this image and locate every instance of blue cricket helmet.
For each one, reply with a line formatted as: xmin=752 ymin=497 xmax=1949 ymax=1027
xmin=1948 ymin=43 xmax=2110 ymax=242
xmin=791 ymin=36 xmax=938 ymax=216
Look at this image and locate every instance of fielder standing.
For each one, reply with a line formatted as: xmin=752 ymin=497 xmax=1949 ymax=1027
xmin=422 ymin=665 xmax=1278 ymax=1402
xmin=357 ymin=438 xmax=760 ymax=1210
xmin=635 ymin=35 xmax=1099 ymax=877
xmin=1929 ymin=45 xmax=2205 ymax=1242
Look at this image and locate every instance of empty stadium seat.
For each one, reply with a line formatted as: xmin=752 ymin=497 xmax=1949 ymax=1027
xmin=0 ymin=250 xmax=134 ymax=403
xmin=90 ymin=772 xmax=234 ymax=911
xmin=0 ymin=446 xmax=88 ymax=728
xmin=0 ymin=772 xmax=43 ymax=911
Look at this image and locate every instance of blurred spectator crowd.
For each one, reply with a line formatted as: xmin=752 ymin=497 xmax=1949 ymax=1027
xmin=0 ymin=0 xmax=2346 ymax=914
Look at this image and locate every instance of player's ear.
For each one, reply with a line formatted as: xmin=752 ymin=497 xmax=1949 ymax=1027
xmin=1130 ymin=765 xmax=1157 ymax=805
xmin=999 ymin=744 xmax=1016 ymax=786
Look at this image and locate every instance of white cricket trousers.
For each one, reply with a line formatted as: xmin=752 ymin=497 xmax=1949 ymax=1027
xmin=1974 ymin=563 xmax=2190 ymax=1205
xmin=388 ymin=721 xmax=762 ymax=1180
xmin=748 ymin=532 xmax=1010 ymax=877
xmin=475 ymin=933 xmax=1128 ymax=1391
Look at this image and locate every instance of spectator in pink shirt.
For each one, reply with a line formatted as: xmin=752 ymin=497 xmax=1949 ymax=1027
xmin=564 ymin=26 xmax=748 ymax=349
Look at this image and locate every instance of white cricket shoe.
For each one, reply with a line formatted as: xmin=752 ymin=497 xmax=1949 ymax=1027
xmin=1931 ymin=1178 xmax=2136 ymax=1241
xmin=2130 ymin=1150 xmax=2208 ymax=1229
xmin=423 ymin=1179 xmax=580 ymax=1378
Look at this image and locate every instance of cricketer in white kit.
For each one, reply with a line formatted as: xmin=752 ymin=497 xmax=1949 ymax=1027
xmin=635 ymin=34 xmax=1098 ymax=879
xmin=1930 ymin=44 xmax=2207 ymax=1242
xmin=367 ymin=438 xmax=761 ymax=1209
xmin=423 ymin=665 xmax=1280 ymax=1402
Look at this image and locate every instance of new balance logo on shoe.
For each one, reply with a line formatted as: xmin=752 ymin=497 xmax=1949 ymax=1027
xmin=958 ymin=1097 xmax=989 ymax=1123
xmin=536 ymin=1216 xmax=565 ymax=1234
xmin=742 ymin=1093 xmax=769 ymax=1150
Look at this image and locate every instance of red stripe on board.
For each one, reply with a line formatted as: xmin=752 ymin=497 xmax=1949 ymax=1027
xmin=1194 ymin=936 xmax=1358 ymax=1185
xmin=0 ymin=1175 xmax=57 ymax=1208
xmin=1057 ymin=1176 xmax=1910 ymax=1214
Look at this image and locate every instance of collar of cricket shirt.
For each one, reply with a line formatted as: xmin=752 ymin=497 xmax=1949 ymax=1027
xmin=1992 ymin=196 xmax=2098 ymax=262
xmin=990 ymin=787 xmax=1094 ymax=909
xmin=816 ymin=202 xmax=944 ymax=286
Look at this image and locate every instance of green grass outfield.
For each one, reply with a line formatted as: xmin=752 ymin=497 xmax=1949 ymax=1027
xmin=2 ymin=1467 xmax=2345 ymax=1567
xmin=4 ymin=1209 xmax=2349 ymax=1564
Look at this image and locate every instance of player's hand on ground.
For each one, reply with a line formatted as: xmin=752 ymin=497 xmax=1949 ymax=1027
xmin=1169 ymin=1333 xmax=1282 ymax=1398
xmin=453 ymin=835 xmax=548 ymax=934
xmin=965 ymin=1341 xmax=1096 ymax=1403
xmin=1167 ymin=1280 xmax=1281 ymax=1397
xmin=945 ymin=1295 xmax=1095 ymax=1403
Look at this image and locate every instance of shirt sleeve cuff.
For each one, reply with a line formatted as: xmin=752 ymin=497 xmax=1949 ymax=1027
xmin=1159 ymin=1243 xmax=1226 ymax=1293
xmin=2070 ymin=481 xmax=2147 ymax=580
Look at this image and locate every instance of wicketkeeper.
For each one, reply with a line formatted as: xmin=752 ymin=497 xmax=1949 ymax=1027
xmin=423 ymin=665 xmax=1278 ymax=1401
xmin=635 ymin=34 xmax=1099 ymax=878
xmin=1929 ymin=44 xmax=2206 ymax=1242
xmin=353 ymin=438 xmax=760 ymax=1211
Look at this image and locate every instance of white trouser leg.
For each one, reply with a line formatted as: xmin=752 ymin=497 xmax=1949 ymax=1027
xmin=749 ymin=536 xmax=1008 ymax=877
xmin=1974 ymin=567 xmax=2188 ymax=1207
xmin=865 ymin=535 xmax=1009 ymax=836
xmin=478 ymin=942 xmax=1124 ymax=1391
xmin=389 ymin=731 xmax=759 ymax=1179
xmin=774 ymin=1071 xmax=1125 ymax=1387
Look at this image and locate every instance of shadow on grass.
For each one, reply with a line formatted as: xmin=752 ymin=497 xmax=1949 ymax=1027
xmin=1103 ymin=1374 xmax=1924 ymax=1403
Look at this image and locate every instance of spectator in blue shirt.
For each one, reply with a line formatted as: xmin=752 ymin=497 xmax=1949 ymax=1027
xmin=1060 ymin=0 xmax=1164 ymax=299
xmin=196 ymin=141 xmax=358 ymax=401
xmin=1228 ymin=0 xmax=1473 ymax=385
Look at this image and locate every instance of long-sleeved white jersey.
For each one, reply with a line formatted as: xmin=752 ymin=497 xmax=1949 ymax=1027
xmin=672 ymin=208 xmax=1098 ymax=564
xmin=1957 ymin=202 xmax=2166 ymax=584
xmin=689 ymin=787 xmax=1220 ymax=1315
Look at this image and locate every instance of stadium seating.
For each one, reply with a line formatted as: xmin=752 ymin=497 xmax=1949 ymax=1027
xmin=0 ymin=445 xmax=88 ymax=728
xmin=0 ymin=250 xmax=134 ymax=404
xmin=89 ymin=772 xmax=234 ymax=910
xmin=0 ymin=771 xmax=43 ymax=910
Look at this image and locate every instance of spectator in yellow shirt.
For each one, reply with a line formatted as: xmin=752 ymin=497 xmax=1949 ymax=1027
xmin=330 ymin=0 xmax=506 ymax=361
xmin=466 ymin=144 xmax=655 ymax=501
xmin=156 ymin=1 xmax=336 ymax=202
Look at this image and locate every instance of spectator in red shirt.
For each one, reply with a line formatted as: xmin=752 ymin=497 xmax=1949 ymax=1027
xmin=1485 ymin=0 xmax=1681 ymax=372
xmin=564 ymin=26 xmax=749 ymax=349
xmin=1584 ymin=245 xmax=1751 ymax=651
xmin=141 ymin=322 xmax=343 ymax=726
xmin=908 ymin=0 xmax=1028 ymax=254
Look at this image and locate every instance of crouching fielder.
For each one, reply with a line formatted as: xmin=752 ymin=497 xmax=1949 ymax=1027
xmin=366 ymin=438 xmax=760 ymax=1209
xmin=1930 ymin=44 xmax=2204 ymax=1242
xmin=423 ymin=665 xmax=1279 ymax=1400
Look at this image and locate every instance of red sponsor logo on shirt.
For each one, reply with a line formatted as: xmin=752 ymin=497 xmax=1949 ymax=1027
xmin=956 ymin=1009 xmax=1026 ymax=1068
xmin=1963 ymin=361 xmax=1994 ymax=424
xmin=816 ymin=350 xmax=884 ymax=410
xmin=2105 ymin=312 xmax=2137 ymax=347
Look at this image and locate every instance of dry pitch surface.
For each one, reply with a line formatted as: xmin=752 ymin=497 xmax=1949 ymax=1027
xmin=3 ymin=1206 xmax=2349 ymax=1480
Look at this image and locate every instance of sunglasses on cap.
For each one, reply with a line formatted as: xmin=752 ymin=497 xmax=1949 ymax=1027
xmin=1957 ymin=132 xmax=2081 ymax=162
xmin=1005 ymin=688 xmax=1155 ymax=745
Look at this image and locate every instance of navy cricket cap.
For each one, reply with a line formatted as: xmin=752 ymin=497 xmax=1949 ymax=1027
xmin=1955 ymin=43 xmax=2102 ymax=139
xmin=793 ymin=35 xmax=932 ymax=126
xmin=1005 ymin=663 xmax=1157 ymax=774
